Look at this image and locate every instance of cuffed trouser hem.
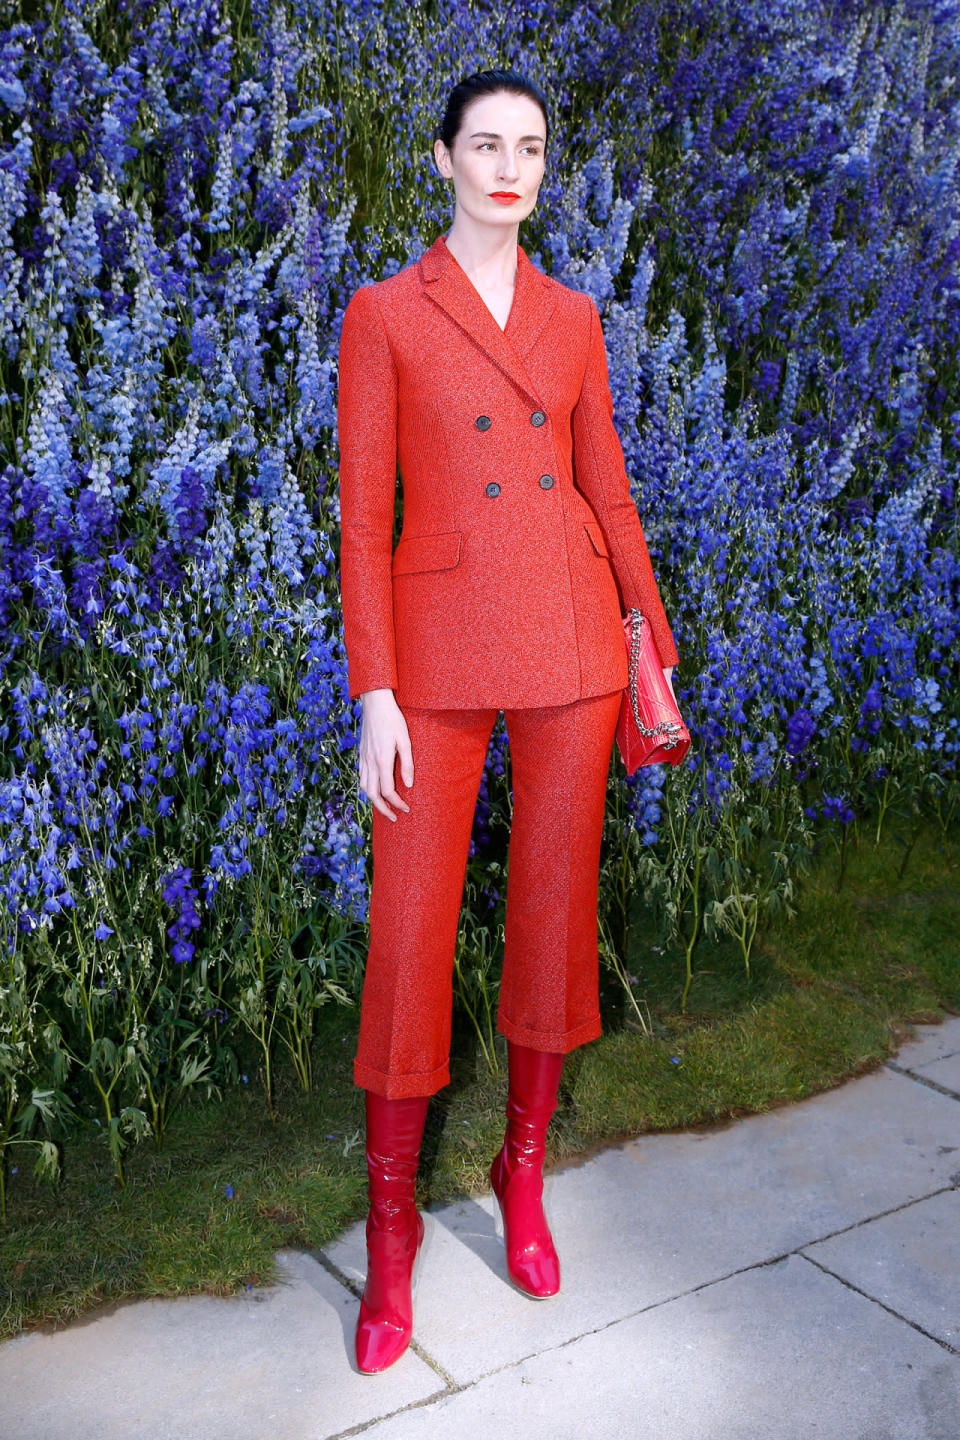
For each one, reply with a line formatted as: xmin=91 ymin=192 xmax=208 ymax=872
xmin=353 ymin=1057 xmax=450 ymax=1100
xmin=496 ymin=1010 xmax=603 ymax=1054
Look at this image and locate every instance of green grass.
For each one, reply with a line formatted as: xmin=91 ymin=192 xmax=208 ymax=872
xmin=2 ymin=815 xmax=957 ymax=1341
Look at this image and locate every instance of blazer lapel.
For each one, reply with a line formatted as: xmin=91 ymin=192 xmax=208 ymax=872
xmin=419 ymin=233 xmax=557 ymax=403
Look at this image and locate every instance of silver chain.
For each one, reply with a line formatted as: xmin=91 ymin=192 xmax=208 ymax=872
xmin=627 ymin=608 xmax=684 ymax=747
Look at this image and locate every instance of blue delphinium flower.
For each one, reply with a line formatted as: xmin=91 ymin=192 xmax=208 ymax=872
xmin=161 ymin=865 xmax=202 ymax=964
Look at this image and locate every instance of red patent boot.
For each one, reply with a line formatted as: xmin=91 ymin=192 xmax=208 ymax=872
xmin=489 ymin=1041 xmax=565 ymax=1299
xmin=355 ymin=1090 xmax=430 ymax=1374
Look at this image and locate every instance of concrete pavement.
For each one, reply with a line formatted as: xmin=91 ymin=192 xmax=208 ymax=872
xmin=2 ymin=1016 xmax=959 ymax=1440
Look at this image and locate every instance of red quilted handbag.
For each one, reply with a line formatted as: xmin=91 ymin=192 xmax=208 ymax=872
xmin=615 ymin=608 xmax=691 ymax=773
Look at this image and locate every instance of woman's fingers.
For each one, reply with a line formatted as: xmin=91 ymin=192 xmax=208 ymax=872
xmin=396 ymin=728 xmax=414 ymax=789
xmin=377 ymin=736 xmax=410 ymax=814
xmin=361 ymin=765 xmax=399 ymax=821
xmin=359 ymin=750 xmax=411 ymax=821
xmin=357 ymin=696 xmax=413 ymax=821
xmin=359 ymin=756 xmax=398 ymax=820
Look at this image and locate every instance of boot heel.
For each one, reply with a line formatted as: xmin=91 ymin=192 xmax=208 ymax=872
xmin=540 ymin=1171 xmax=556 ymax=1235
xmin=410 ymin=1210 xmax=429 ymax=1298
xmin=491 ymin=1185 xmax=505 ymax=1243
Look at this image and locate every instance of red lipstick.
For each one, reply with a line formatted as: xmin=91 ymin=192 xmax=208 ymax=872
xmin=490 ymin=192 xmax=520 ymax=204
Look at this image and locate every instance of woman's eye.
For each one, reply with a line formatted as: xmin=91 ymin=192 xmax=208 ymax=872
xmin=478 ymin=143 xmax=541 ymax=154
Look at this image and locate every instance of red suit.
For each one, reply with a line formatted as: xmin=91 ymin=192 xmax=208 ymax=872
xmin=337 ymin=233 xmax=679 ymax=1098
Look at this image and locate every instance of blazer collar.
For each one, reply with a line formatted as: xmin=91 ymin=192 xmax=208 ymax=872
xmin=418 ymin=232 xmax=556 ymax=402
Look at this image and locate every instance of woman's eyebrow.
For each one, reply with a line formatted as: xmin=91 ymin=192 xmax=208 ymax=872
xmin=467 ymin=130 xmax=545 ymax=142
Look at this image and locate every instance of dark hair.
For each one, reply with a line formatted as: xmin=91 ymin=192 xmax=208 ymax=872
xmin=436 ymin=69 xmax=550 ymax=156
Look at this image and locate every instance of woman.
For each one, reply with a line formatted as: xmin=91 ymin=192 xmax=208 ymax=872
xmin=337 ymin=69 xmax=679 ymax=1374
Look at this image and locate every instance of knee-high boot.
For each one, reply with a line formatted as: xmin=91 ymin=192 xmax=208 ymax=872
xmin=489 ymin=1041 xmax=565 ymax=1298
xmin=355 ymin=1090 xmax=430 ymax=1374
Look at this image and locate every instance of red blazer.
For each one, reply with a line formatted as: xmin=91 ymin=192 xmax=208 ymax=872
xmin=337 ymin=231 xmax=680 ymax=708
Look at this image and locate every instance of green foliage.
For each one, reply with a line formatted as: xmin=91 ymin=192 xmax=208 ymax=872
xmin=453 ymin=885 xmax=505 ymax=1077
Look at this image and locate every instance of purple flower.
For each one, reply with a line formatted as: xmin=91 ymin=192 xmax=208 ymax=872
xmin=786 ymin=708 xmax=816 ymax=760
xmin=858 ymin=684 xmax=884 ymax=738
xmin=161 ymin=865 xmax=202 ymax=963
xmin=822 ymin=792 xmax=855 ymax=826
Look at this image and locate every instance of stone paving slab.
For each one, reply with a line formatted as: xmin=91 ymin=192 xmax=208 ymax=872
xmin=892 ymin=1016 xmax=960 ymax=1069
xmin=905 ymin=1052 xmax=960 ymax=1097
xmin=0 ymin=1250 xmax=444 ymax=1440
xmin=321 ymin=1060 xmax=960 ymax=1385
xmin=891 ymin=1015 xmax=960 ymax=1102
xmin=350 ymin=1254 xmax=960 ymax=1440
xmin=802 ymin=1188 xmax=960 ymax=1350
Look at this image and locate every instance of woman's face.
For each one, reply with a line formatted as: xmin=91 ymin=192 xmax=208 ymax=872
xmin=434 ymin=90 xmax=547 ymax=230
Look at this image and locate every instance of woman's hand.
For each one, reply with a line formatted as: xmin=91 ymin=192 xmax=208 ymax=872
xmin=663 ymin=665 xmax=677 ymax=702
xmin=357 ymin=688 xmax=414 ymax=821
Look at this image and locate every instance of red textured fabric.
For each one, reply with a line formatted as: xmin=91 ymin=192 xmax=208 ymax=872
xmin=337 ymin=231 xmax=679 ymax=708
xmin=353 ymin=689 xmax=622 ymax=1099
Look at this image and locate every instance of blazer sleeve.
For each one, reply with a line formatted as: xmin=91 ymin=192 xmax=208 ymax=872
xmin=571 ymin=296 xmax=680 ymax=669
xmin=337 ymin=283 xmax=400 ymax=700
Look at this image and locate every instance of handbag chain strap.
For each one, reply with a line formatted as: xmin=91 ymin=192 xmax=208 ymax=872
xmin=627 ymin=608 xmax=684 ymax=748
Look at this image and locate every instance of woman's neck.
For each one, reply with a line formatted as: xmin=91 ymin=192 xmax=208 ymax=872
xmin=441 ymin=224 xmax=519 ymax=290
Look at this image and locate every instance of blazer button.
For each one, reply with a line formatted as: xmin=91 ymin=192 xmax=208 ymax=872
xmin=539 ymin=473 xmax=555 ymax=489
xmin=530 ymin=409 xmax=546 ymax=426
xmin=476 ymin=415 xmax=492 ymax=430
xmin=485 ymin=481 xmax=501 ymax=497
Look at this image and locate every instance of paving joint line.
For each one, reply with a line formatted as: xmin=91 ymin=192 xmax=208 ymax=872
xmin=309 ymin=1245 xmax=364 ymax=1302
xmin=884 ymin=1058 xmax=960 ymax=1102
xmin=311 ymin=1243 xmax=455 ymax=1383
xmin=793 ymin=1181 xmax=960 ymax=1243
xmin=798 ymin=1251 xmax=959 ymax=1357
xmin=323 ymin=1381 xmax=457 ymax=1440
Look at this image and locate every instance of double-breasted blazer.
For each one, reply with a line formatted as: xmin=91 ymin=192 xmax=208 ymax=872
xmin=336 ymin=231 xmax=680 ymax=709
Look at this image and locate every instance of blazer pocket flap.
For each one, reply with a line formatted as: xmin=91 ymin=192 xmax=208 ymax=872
xmin=392 ymin=530 xmax=463 ymax=576
xmin=584 ymin=520 xmax=610 ymax=558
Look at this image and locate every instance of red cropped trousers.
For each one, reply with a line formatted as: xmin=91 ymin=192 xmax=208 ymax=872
xmin=353 ymin=688 xmax=623 ymax=1099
